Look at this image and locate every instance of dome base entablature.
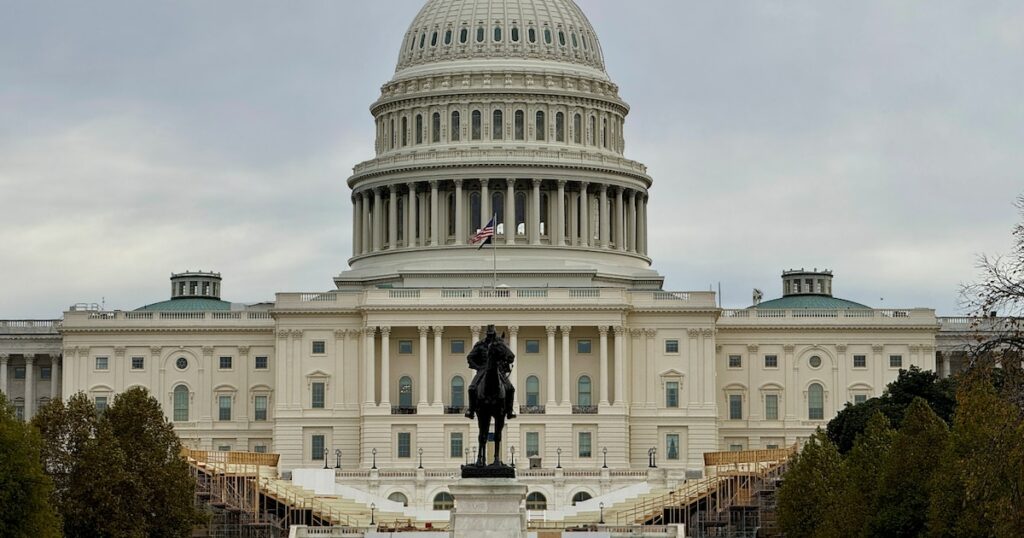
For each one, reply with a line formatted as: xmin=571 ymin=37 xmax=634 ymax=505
xmin=750 ymin=268 xmax=871 ymax=309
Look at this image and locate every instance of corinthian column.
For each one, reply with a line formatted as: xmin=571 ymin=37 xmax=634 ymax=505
xmin=433 ymin=326 xmax=444 ymax=406
xmin=480 ymin=178 xmax=490 ymax=227
xmin=362 ymin=191 xmax=372 ymax=254
xmin=418 ymin=326 xmax=429 ymax=407
xmin=24 ymin=355 xmax=35 ymax=419
xmin=429 ymin=181 xmax=439 ymax=246
xmin=0 ymin=354 xmax=8 ymax=395
xmin=50 ymin=355 xmax=60 ymax=399
xmin=627 ymin=190 xmax=637 ymax=253
xmin=579 ymin=181 xmax=590 ymax=247
xmin=403 ymin=186 xmax=413 ymax=247
xmin=454 ymin=179 xmax=465 ymax=245
xmin=561 ymin=326 xmax=572 ymax=406
xmin=508 ymin=326 xmax=519 ymax=407
xmin=545 ymin=326 xmax=557 ymax=407
xmin=613 ymin=327 xmax=625 ymax=405
xmin=388 ymin=186 xmax=398 ymax=248
xmin=380 ymin=327 xmax=391 ymax=408
xmin=615 ymin=187 xmax=625 ymax=251
xmin=372 ymin=188 xmax=383 ymax=252
xmin=599 ymin=326 xmax=609 ymax=407
xmin=599 ymin=184 xmax=610 ymax=248
xmin=364 ymin=327 xmax=376 ymax=405
xmin=505 ymin=180 xmax=515 ymax=244
xmin=556 ymin=180 xmax=566 ymax=246
xmin=530 ymin=179 xmax=542 ymax=245
xmin=353 ymin=195 xmax=363 ymax=255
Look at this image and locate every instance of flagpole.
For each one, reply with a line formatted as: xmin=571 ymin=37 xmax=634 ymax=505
xmin=492 ymin=212 xmax=497 ymax=288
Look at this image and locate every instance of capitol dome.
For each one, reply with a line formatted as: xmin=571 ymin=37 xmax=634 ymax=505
xmin=395 ymin=0 xmax=608 ymax=80
xmin=339 ymin=0 xmax=660 ymax=290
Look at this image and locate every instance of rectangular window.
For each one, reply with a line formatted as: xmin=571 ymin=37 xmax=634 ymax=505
xmin=398 ymin=340 xmax=413 ymax=354
xmin=525 ymin=339 xmax=540 ymax=354
xmin=666 ymin=381 xmax=679 ymax=408
xmin=728 ymin=355 xmax=742 ymax=368
xmin=854 ymin=394 xmax=868 ymax=405
xmin=889 ymin=355 xmax=903 ymax=368
xmin=219 ymin=356 xmax=232 ymax=369
xmin=312 ymin=341 xmax=326 ymax=354
xmin=14 ymin=366 xmax=25 ymax=379
xmin=255 ymin=356 xmax=269 ymax=370
xmin=218 ymin=395 xmax=232 ymax=421
xmin=311 ymin=382 xmax=325 ymax=409
xmin=765 ymin=394 xmax=779 ymax=420
xmin=218 ymin=445 xmax=232 ymax=452
xmin=853 ymin=355 xmax=867 ymax=368
xmin=729 ymin=394 xmax=743 ymax=420
xmin=40 ymin=366 xmax=52 ymax=379
xmin=131 ymin=357 xmax=144 ymax=370
xmin=766 ymin=443 xmax=780 ymax=449
xmin=666 ymin=434 xmax=680 ymax=460
xmin=451 ymin=340 xmax=465 ymax=354
xmin=665 ymin=339 xmax=679 ymax=353
xmin=577 ymin=339 xmax=592 ymax=354
xmin=764 ymin=355 xmax=778 ymax=368
xmin=15 ymin=405 xmax=24 ymax=421
xmin=95 ymin=357 xmax=109 ymax=371
xmin=254 ymin=445 xmax=267 ymax=454
xmin=450 ymin=432 xmax=463 ymax=458
xmin=526 ymin=432 xmax=539 ymax=457
xmin=312 ymin=434 xmax=325 ymax=460
xmin=730 ymin=444 xmax=744 ymax=452
xmin=254 ymin=395 xmax=268 ymax=421
xmin=578 ymin=432 xmax=592 ymax=458
xmin=95 ymin=396 xmax=108 ymax=413
xmin=397 ymin=432 xmax=411 ymax=458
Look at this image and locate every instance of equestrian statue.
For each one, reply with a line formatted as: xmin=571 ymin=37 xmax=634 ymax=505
xmin=461 ymin=324 xmax=516 ymax=477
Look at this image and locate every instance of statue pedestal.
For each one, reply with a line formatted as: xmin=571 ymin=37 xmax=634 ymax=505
xmin=449 ymin=478 xmax=527 ymax=538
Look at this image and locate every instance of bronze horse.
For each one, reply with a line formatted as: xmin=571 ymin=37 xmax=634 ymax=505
xmin=467 ymin=326 xmax=515 ymax=467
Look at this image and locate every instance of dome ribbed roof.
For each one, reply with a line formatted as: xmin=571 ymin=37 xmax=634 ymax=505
xmin=396 ymin=0 xmax=606 ymax=78
xmin=752 ymin=295 xmax=871 ymax=310
xmin=135 ymin=298 xmax=233 ymax=312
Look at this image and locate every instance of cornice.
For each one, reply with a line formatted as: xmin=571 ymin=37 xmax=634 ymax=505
xmin=349 ymin=157 xmax=650 ymax=186
xmin=59 ymin=327 xmax=275 ymax=335
xmin=715 ymin=324 xmax=939 ymax=332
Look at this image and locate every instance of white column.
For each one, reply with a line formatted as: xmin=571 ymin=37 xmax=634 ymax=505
xmin=613 ymin=326 xmax=625 ymax=405
xmin=568 ymin=190 xmax=578 ymax=246
xmin=429 ymin=181 xmax=439 ymax=246
xmin=599 ymin=326 xmax=610 ymax=407
xmin=454 ymin=179 xmax=465 ymax=245
xmin=508 ymin=326 xmax=519 ymax=408
xmin=471 ymin=325 xmax=481 ymax=343
xmin=404 ymin=187 xmax=413 ymax=247
xmin=560 ymin=326 xmax=571 ymax=406
xmin=50 ymin=355 xmax=60 ymax=399
xmin=24 ymin=355 xmax=35 ymax=419
xmin=530 ymin=178 xmax=542 ymax=245
xmin=418 ymin=326 xmax=429 ymax=407
xmin=380 ymin=327 xmax=391 ymax=408
xmin=433 ymin=326 xmax=444 ymax=406
xmin=556 ymin=180 xmax=566 ymax=246
xmin=372 ymin=188 xmax=383 ymax=252
xmin=362 ymin=191 xmax=372 ymax=254
xmin=0 ymin=354 xmax=8 ymax=395
xmin=505 ymin=179 xmax=515 ymax=245
xmin=364 ymin=327 xmax=376 ymax=405
xmin=627 ymin=190 xmax=637 ymax=253
xmin=640 ymin=194 xmax=648 ymax=255
xmin=599 ymin=184 xmax=609 ymax=248
xmin=353 ymin=195 xmax=363 ymax=255
xmin=480 ymin=178 xmax=490 ymax=228
xmin=388 ymin=186 xmax=398 ymax=249
xmin=615 ymin=187 xmax=625 ymax=251
xmin=579 ymin=181 xmax=590 ymax=247
xmin=545 ymin=326 xmax=557 ymax=407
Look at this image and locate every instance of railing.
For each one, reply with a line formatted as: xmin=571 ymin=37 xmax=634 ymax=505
xmin=351 ymin=147 xmax=649 ymax=176
xmin=520 ymin=405 xmax=546 ymax=414
xmin=719 ymin=308 xmax=933 ymax=322
xmin=181 ymin=447 xmax=281 ymax=468
xmin=276 ymin=288 xmax=718 ymax=309
xmin=68 ymin=310 xmax=273 ymax=323
xmin=0 ymin=320 xmax=60 ymax=332
xmin=391 ymin=406 xmax=417 ymax=415
xmin=572 ymin=405 xmax=599 ymax=414
xmin=703 ymin=445 xmax=797 ymax=466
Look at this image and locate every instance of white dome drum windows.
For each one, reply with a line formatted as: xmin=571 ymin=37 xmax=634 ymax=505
xmin=444 ymin=28 xmax=452 ymax=46
xmin=430 ymin=31 xmax=438 ymax=47
xmin=415 ymin=114 xmax=424 ymax=145
xmin=431 ymin=112 xmax=441 ymax=143
xmin=492 ymin=109 xmax=503 ymax=140
xmin=476 ymin=25 xmax=485 ymax=44
xmin=514 ymin=110 xmax=525 ymax=140
xmin=573 ymin=113 xmax=582 ymax=144
xmin=528 ymin=26 xmax=537 ymax=44
xmin=535 ymin=111 xmax=545 ymax=141
xmin=471 ymin=110 xmax=482 ymax=140
xmin=459 ymin=27 xmax=469 ymax=44
xmin=555 ymin=112 xmax=565 ymax=142
xmin=511 ymin=25 xmax=520 ymax=43
xmin=450 ymin=111 xmax=460 ymax=142
xmin=493 ymin=25 xmax=502 ymax=43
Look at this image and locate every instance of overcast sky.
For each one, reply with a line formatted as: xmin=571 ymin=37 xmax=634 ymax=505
xmin=1 ymin=0 xmax=1022 ymax=318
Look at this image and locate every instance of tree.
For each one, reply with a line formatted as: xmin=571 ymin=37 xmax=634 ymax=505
xmin=777 ymin=430 xmax=842 ymax=538
xmin=868 ymin=398 xmax=949 ymax=537
xmin=827 ymin=366 xmax=955 ymax=453
xmin=0 ymin=392 xmax=62 ymax=537
xmin=822 ymin=412 xmax=895 ymax=537
xmin=33 ymin=388 xmax=204 ymax=537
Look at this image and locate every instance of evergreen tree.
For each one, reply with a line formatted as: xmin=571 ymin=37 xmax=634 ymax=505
xmin=0 ymin=392 xmax=62 ymax=537
xmin=822 ymin=412 xmax=895 ymax=537
xmin=868 ymin=398 xmax=949 ymax=537
xmin=777 ymin=430 xmax=842 ymax=538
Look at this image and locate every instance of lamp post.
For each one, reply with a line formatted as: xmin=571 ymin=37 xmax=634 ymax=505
xmin=599 ymin=502 xmax=605 ymax=525
xmin=648 ymin=447 xmax=657 ymax=468
xmin=335 ymin=448 xmax=342 ymax=469
xmin=556 ymin=447 xmax=562 ymax=469
xmin=602 ymin=446 xmax=608 ymax=469
xmin=464 ymin=447 xmax=469 ymax=465
xmin=323 ymin=448 xmax=329 ymax=469
xmin=509 ymin=446 xmax=516 ymax=468
xmin=370 ymin=502 xmax=376 ymax=526
xmin=418 ymin=447 xmax=423 ymax=469
xmin=371 ymin=447 xmax=377 ymax=470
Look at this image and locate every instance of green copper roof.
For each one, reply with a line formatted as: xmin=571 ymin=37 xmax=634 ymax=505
xmin=752 ymin=295 xmax=870 ymax=310
xmin=135 ymin=298 xmax=233 ymax=311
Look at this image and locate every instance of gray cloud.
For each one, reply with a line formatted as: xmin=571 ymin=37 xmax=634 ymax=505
xmin=1 ymin=0 xmax=1021 ymax=318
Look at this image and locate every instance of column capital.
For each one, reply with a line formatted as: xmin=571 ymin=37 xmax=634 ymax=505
xmin=579 ymin=180 xmax=590 ymax=189
xmin=507 ymin=325 xmax=519 ymax=336
xmin=835 ymin=344 xmax=847 ymax=353
xmin=202 ymin=346 xmax=215 ymax=357
xmin=364 ymin=326 xmax=377 ymax=337
xmin=871 ymin=344 xmax=884 ymax=352
xmin=598 ymin=326 xmax=609 ymax=335
xmin=114 ymin=346 xmax=126 ymax=358
xmin=238 ymin=345 xmax=250 ymax=356
xmin=453 ymin=178 xmax=463 ymax=187
xmin=687 ymin=328 xmax=700 ymax=338
xmin=380 ymin=326 xmax=391 ymax=338
xmin=0 ymin=354 xmax=8 ymax=363
xmin=747 ymin=344 xmax=758 ymax=353
xmin=333 ymin=329 xmax=347 ymax=339
xmin=373 ymin=185 xmax=384 ymax=195
xmin=150 ymin=346 xmax=162 ymax=356
xmin=432 ymin=325 xmax=445 ymax=335
xmin=429 ymin=179 xmax=439 ymax=188
xmin=556 ymin=179 xmax=567 ymax=187
xmin=290 ymin=329 xmax=304 ymax=338
xmin=545 ymin=325 xmax=557 ymax=336
xmin=784 ymin=344 xmax=797 ymax=353
xmin=700 ymin=328 xmax=714 ymax=337
xmin=479 ymin=178 xmax=489 ymax=187
xmin=599 ymin=183 xmax=608 ymax=193
xmin=418 ymin=326 xmax=430 ymax=337
xmin=613 ymin=326 xmax=625 ymax=336
xmin=631 ymin=328 xmax=645 ymax=337
xmin=532 ymin=178 xmax=543 ymax=187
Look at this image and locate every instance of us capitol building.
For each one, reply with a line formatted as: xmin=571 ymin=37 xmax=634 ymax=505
xmin=0 ymin=0 xmax=972 ymax=513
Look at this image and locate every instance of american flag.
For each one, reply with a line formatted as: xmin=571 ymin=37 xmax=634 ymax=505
xmin=471 ymin=216 xmax=495 ymax=249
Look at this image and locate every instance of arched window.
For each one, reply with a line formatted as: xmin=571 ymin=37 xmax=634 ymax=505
xmin=419 ymin=32 xmax=426 ymax=49
xmin=602 ymin=118 xmax=608 ymax=148
xmin=558 ymin=30 xmax=566 ymax=47
xmin=526 ymin=492 xmax=547 ymax=510
xmin=577 ymin=375 xmax=592 ymax=407
xmin=525 ymin=375 xmax=540 ymax=407
xmin=430 ymin=31 xmax=438 ymax=47
xmin=470 ymin=192 xmax=481 ymax=232
xmin=493 ymin=25 xmax=502 ymax=42
xmin=401 ymin=116 xmax=409 ymax=146
xmin=444 ymin=29 xmax=452 ymax=45
xmin=434 ymin=492 xmax=455 ymax=510
xmin=399 ymin=376 xmax=413 ymax=408
xmin=535 ymin=111 xmax=545 ymax=141
xmin=451 ymin=376 xmax=465 ymax=409
xmin=571 ymin=32 xmax=578 ymax=48
xmin=515 ymin=191 xmax=526 ymax=235
xmin=415 ymin=114 xmax=423 ymax=144
xmin=390 ymin=118 xmax=396 ymax=148
xmin=173 ymin=385 xmax=189 ymax=422
xmin=471 ymin=110 xmax=481 ymax=140
xmin=408 ymin=34 xmax=416 ymax=52
xmin=582 ymin=34 xmax=589 ymax=50
xmin=459 ymin=27 xmax=469 ymax=44
xmin=808 ymin=383 xmax=824 ymax=420
xmin=450 ymin=111 xmax=461 ymax=142
xmin=528 ymin=27 xmax=537 ymax=43
xmin=511 ymin=26 xmax=520 ymax=42
xmin=492 ymin=191 xmax=505 ymax=235
xmin=573 ymin=114 xmax=582 ymax=144
xmin=589 ymin=116 xmax=596 ymax=145
xmin=388 ymin=492 xmax=409 ymax=507
xmin=555 ymin=112 xmax=565 ymax=142
xmin=446 ymin=193 xmax=456 ymax=236
xmin=432 ymin=112 xmax=441 ymax=143
xmin=544 ymin=28 xmax=552 ymax=45
xmin=571 ymin=491 xmax=592 ymax=506
xmin=492 ymin=109 xmax=503 ymax=140
xmin=476 ymin=26 xmax=485 ymax=43
xmin=514 ymin=110 xmax=525 ymax=140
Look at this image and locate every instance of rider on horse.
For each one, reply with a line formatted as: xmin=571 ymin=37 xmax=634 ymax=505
xmin=465 ymin=325 xmax=516 ymax=420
